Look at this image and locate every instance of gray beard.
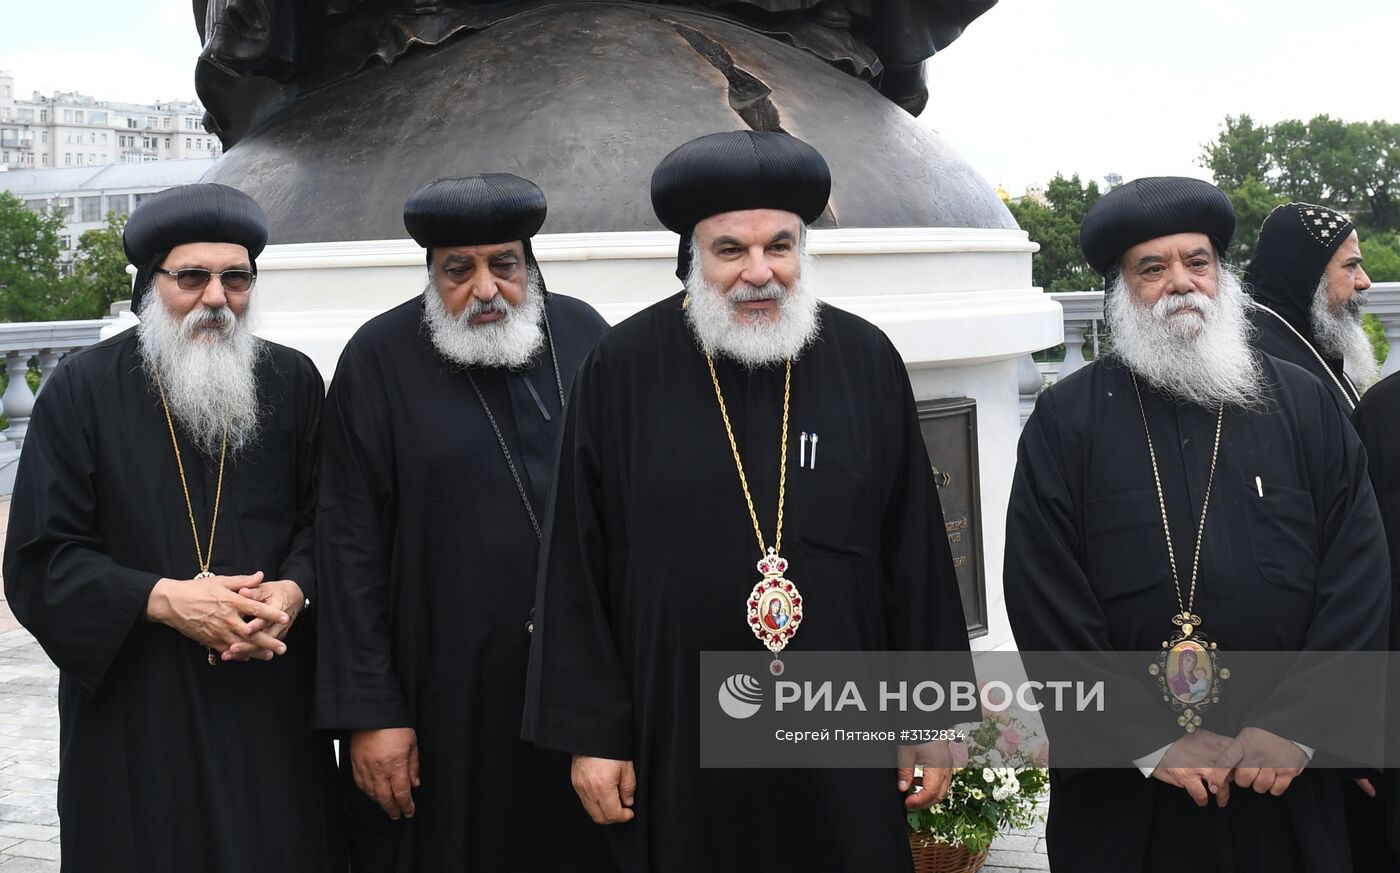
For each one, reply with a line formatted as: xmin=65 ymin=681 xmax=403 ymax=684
xmin=1105 ymin=266 xmax=1267 ymax=409
xmin=683 ymin=241 xmax=821 ymax=369
xmin=422 ymin=267 xmax=546 ymax=369
xmin=136 ymin=287 xmax=266 ymax=457
xmin=1310 ymin=276 xmax=1379 ymax=391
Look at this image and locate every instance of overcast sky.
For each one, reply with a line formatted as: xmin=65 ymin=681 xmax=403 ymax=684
xmin=2 ymin=0 xmax=1396 ymax=195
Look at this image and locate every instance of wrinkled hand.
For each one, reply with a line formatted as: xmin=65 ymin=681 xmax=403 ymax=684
xmin=571 ymin=755 xmax=636 ymax=824
xmin=146 ymin=572 xmax=289 ymax=655
xmin=223 ymin=580 xmax=305 ymax=661
xmin=350 ymin=728 xmax=420 ymax=820
xmin=899 ymin=741 xmax=954 ymax=810
xmin=1150 ymin=729 xmax=1234 ymax=807
xmin=1214 ymin=727 xmax=1308 ymax=796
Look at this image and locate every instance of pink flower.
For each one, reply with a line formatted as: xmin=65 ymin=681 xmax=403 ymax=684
xmin=949 ymin=740 xmax=969 ymax=768
xmin=995 ymin=728 xmax=1022 ymax=757
xmin=1031 ymin=740 xmax=1050 ymax=767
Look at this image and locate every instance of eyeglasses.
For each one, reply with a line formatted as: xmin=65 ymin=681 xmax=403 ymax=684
xmin=155 ymin=268 xmax=256 ymax=293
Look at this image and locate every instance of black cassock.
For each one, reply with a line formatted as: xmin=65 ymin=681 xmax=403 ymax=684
xmin=2 ymin=329 xmax=341 ymax=872
xmin=1248 ymin=296 xmax=1361 ymax=413
xmin=315 ymin=294 xmax=615 ymax=872
xmin=1352 ymin=370 xmax=1400 ymax=860
xmin=1006 ymin=354 xmax=1389 ymax=873
xmin=524 ymin=293 xmax=970 ymax=873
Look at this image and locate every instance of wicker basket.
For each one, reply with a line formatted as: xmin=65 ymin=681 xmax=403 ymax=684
xmin=908 ymin=835 xmax=988 ymax=873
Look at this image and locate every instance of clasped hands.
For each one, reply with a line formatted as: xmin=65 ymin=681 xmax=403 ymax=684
xmin=146 ymin=570 xmax=305 ymax=662
xmin=1150 ymin=726 xmax=1308 ymax=807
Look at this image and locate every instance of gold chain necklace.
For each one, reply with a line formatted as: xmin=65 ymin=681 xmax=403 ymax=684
xmin=706 ymin=355 xmax=802 ymax=675
xmin=1132 ymin=374 xmax=1230 ymax=731
xmin=155 ymin=371 xmax=227 ymax=666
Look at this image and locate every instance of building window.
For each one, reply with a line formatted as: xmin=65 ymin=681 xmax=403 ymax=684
xmin=127 ymin=118 xmax=138 ymax=129
xmin=79 ymin=196 xmax=101 ymax=222
xmin=62 ymin=109 xmax=73 ymax=122
xmin=59 ymin=235 xmax=71 ymax=250
xmin=41 ymin=130 xmax=47 ymax=144
xmin=89 ymin=132 xmax=96 ymax=144
xmin=106 ymin=194 xmax=129 ymax=216
xmin=39 ymin=110 xmax=48 ymax=122
xmin=64 ymin=153 xmax=72 ymax=165
xmin=41 ymin=154 xmax=49 ymax=166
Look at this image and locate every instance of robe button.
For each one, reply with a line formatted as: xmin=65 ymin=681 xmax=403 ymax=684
xmin=526 ymin=607 xmax=536 ymax=635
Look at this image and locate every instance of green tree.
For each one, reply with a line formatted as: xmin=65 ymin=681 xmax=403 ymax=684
xmin=66 ymin=211 xmax=132 ymax=320
xmin=1222 ymin=176 xmax=1288 ymax=263
xmin=1360 ymin=231 xmax=1400 ymax=283
xmin=1202 ymin=115 xmax=1400 ymax=237
xmin=1201 ymin=115 xmax=1271 ymax=191
xmin=1008 ymin=173 xmax=1102 ymax=292
xmin=0 ymin=191 xmax=67 ymax=322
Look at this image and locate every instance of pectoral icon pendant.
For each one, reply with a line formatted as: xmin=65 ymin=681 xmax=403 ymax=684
xmin=1149 ymin=612 xmax=1229 ymax=732
xmin=747 ymin=549 xmax=803 ymax=674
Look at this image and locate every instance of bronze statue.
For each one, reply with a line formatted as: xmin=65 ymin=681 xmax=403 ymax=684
xmin=193 ymin=0 xmax=1013 ymax=243
xmin=195 ymin=0 xmax=994 ymax=142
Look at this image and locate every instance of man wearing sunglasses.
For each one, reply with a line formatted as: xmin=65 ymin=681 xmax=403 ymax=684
xmin=3 ymin=183 xmax=343 ymax=872
xmin=315 ymin=174 xmax=614 ymax=872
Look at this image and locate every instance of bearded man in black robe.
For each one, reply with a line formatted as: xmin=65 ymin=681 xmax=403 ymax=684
xmin=3 ymin=183 xmax=341 ymax=872
xmin=524 ymin=130 xmax=970 ymax=873
xmin=1245 ymin=202 xmax=1377 ymax=413
xmin=1006 ymin=177 xmax=1390 ymax=872
xmin=314 ymin=174 xmax=615 ymax=872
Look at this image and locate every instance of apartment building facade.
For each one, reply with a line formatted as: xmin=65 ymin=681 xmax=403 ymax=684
xmin=0 ymin=72 xmax=222 ymax=171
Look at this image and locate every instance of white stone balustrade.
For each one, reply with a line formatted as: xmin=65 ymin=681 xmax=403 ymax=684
xmin=0 ymin=320 xmax=108 ymax=493
xmin=1049 ymin=291 xmax=1106 ymax=382
xmin=1363 ymin=282 xmax=1400 ymax=379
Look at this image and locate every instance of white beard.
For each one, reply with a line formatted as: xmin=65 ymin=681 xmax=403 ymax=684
xmin=422 ymin=267 xmax=545 ymax=369
xmin=1310 ymin=276 xmax=1379 ymax=392
xmin=136 ymin=286 xmax=266 ymax=457
xmin=1106 ymin=266 xmax=1266 ymax=409
xmin=683 ymin=241 xmax=821 ymax=369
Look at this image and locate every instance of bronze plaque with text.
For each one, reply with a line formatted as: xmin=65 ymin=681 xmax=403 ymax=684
xmin=916 ymin=397 xmax=987 ymax=638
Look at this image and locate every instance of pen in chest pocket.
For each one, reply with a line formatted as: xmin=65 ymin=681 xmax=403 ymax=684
xmin=809 ymin=432 xmax=818 ymax=469
xmin=800 ymin=432 xmax=807 ymax=468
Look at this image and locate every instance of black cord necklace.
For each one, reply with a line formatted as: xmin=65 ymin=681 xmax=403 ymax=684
xmin=463 ymin=307 xmax=566 ymax=542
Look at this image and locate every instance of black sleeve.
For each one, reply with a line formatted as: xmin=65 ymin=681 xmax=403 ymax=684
xmin=2 ymin=362 xmax=160 ymax=695
xmin=276 ymin=353 xmax=323 ymax=607
xmin=1004 ymin=390 xmax=1184 ymax=769
xmin=313 ymin=343 xmax=409 ymax=730
xmin=523 ymin=347 xmax=635 ymax=760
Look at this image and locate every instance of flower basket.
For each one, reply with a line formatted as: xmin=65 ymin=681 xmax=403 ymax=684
xmin=908 ymin=835 xmax=987 ymax=873
xmin=905 ymin=713 xmax=1049 ymax=868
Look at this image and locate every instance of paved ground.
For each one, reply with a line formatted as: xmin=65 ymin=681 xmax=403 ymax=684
xmin=0 ymin=493 xmax=1049 ymax=871
xmin=0 ymin=496 xmax=62 ymax=873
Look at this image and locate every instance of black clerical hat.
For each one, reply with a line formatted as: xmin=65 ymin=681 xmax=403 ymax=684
xmin=651 ymin=131 xmax=831 ymax=280
xmin=403 ymin=174 xmax=548 ymax=251
xmin=123 ymin=182 xmax=268 ymax=311
xmin=1079 ymin=177 xmax=1235 ymax=278
xmin=1244 ymin=202 xmax=1355 ymax=331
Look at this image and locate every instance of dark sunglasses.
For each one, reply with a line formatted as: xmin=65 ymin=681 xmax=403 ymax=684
xmin=156 ymin=268 xmax=256 ymax=293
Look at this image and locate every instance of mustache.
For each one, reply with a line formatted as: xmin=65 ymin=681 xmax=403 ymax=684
xmin=181 ymin=306 xmax=236 ymax=337
xmin=728 ymin=282 xmax=786 ymax=305
xmin=463 ymin=296 xmax=511 ymax=322
xmin=1154 ymin=291 xmax=1214 ymax=318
